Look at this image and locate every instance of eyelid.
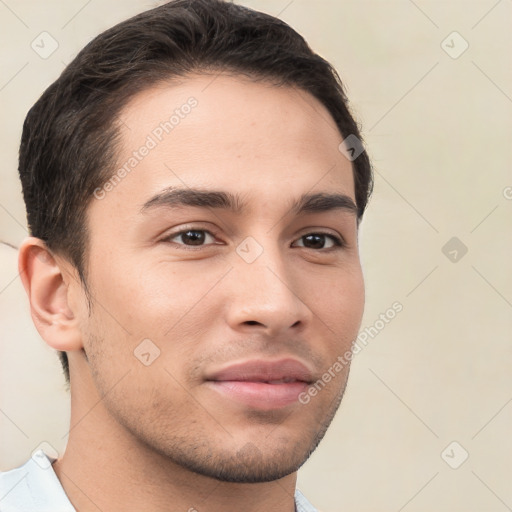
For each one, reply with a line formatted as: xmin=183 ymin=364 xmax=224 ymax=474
xmin=161 ymin=225 xmax=221 ymax=248
xmin=160 ymin=225 xmax=345 ymax=250
xmin=292 ymin=231 xmax=344 ymax=249
xmin=173 ymin=230 xmax=216 ymax=244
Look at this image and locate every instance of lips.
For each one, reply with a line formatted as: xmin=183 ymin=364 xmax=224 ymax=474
xmin=205 ymin=359 xmax=314 ymax=410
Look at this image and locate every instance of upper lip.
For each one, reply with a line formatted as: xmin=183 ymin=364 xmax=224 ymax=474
xmin=206 ymin=358 xmax=315 ymax=384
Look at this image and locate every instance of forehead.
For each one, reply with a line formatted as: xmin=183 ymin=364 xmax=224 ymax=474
xmin=95 ymin=73 xmax=355 ymax=216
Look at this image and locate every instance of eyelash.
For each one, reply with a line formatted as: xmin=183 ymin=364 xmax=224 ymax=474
xmin=163 ymin=228 xmax=344 ymax=251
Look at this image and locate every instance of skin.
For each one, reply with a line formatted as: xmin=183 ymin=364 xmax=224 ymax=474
xmin=19 ymin=73 xmax=365 ymax=512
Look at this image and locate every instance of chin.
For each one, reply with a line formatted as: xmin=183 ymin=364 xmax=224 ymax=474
xmin=181 ymin=453 xmax=305 ymax=483
xmin=158 ymin=432 xmax=322 ymax=484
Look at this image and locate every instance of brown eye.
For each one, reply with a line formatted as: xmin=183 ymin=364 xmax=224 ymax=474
xmin=294 ymin=233 xmax=341 ymax=250
xmin=169 ymin=230 xmax=215 ymax=246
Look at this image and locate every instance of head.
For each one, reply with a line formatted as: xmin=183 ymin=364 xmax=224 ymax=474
xmin=18 ymin=0 xmax=372 ymax=483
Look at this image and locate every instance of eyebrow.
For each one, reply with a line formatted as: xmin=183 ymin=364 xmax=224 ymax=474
xmin=141 ymin=187 xmax=358 ymax=217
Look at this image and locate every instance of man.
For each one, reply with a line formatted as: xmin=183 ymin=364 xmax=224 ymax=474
xmin=0 ymin=0 xmax=372 ymax=510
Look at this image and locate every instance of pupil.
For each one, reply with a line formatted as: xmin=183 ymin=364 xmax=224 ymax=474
xmin=304 ymin=234 xmax=324 ymax=249
xmin=183 ymin=230 xmax=205 ymax=245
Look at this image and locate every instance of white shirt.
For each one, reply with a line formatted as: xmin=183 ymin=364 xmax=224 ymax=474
xmin=0 ymin=450 xmax=318 ymax=512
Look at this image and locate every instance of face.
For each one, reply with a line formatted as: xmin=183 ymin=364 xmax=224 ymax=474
xmin=76 ymin=73 xmax=365 ymax=482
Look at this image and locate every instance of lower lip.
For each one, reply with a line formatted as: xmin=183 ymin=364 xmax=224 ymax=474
xmin=206 ymin=380 xmax=309 ymax=410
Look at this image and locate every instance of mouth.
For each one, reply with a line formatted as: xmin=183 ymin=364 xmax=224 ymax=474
xmin=205 ymin=358 xmax=314 ymax=411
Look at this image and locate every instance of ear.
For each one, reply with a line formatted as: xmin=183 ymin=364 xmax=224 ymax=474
xmin=18 ymin=237 xmax=83 ymax=352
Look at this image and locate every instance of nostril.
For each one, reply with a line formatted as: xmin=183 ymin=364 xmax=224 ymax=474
xmin=245 ymin=320 xmax=260 ymax=326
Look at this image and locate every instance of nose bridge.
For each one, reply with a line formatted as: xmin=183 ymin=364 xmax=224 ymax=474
xmin=227 ymin=235 xmax=311 ymax=332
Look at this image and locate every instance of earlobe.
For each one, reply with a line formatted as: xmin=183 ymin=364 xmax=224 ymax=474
xmin=18 ymin=237 xmax=83 ymax=352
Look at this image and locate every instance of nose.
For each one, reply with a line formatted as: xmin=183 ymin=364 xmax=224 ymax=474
xmin=224 ymin=243 xmax=313 ymax=337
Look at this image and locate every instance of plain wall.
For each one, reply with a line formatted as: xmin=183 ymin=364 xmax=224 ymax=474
xmin=1 ymin=1 xmax=511 ymax=511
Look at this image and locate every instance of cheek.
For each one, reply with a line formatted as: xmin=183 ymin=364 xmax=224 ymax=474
xmin=81 ymin=265 xmax=222 ymax=388
xmin=307 ymin=265 xmax=364 ymax=326
xmin=315 ymin=268 xmax=365 ymax=361
xmin=85 ymin=260 xmax=179 ymax=340
xmin=337 ymin=274 xmax=365 ymax=326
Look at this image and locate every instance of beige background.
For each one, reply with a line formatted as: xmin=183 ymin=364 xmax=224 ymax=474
xmin=1 ymin=1 xmax=512 ymax=511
